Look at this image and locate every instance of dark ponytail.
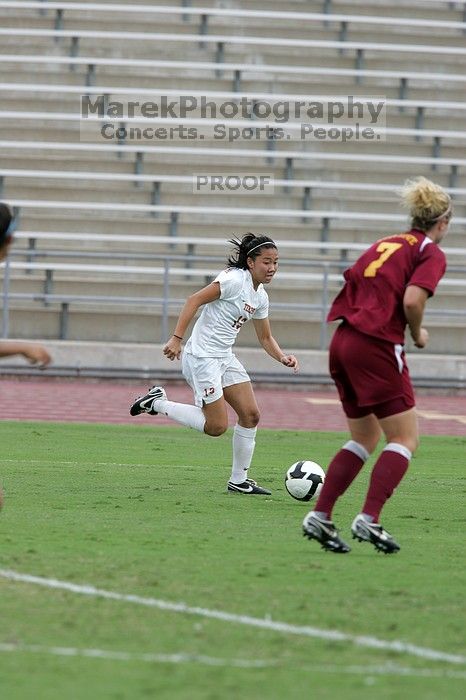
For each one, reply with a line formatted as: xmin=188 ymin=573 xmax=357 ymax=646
xmin=0 ymin=203 xmax=13 ymax=245
xmin=227 ymin=233 xmax=277 ymax=269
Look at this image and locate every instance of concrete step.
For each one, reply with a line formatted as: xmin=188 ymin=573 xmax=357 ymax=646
xmin=2 ymin=92 xmax=465 ymax=135
xmin=330 ymin=1 xmax=463 ymax=23
xmin=7 ymin=7 xmax=462 ymax=44
xmin=7 ymin=206 xmax=466 ymax=243
xmin=4 ymin=4 xmax=464 ymax=43
xmin=1 ymin=66 xmax=464 ymax=101
xmin=4 ymin=301 xmax=466 ymax=354
xmin=6 ymin=270 xmax=465 ymax=311
xmin=3 ymin=153 xmax=465 ymax=190
xmin=5 ymin=182 xmax=465 ymax=222
xmin=10 ymin=211 xmax=466 ymax=249
xmin=2 ymin=337 xmax=464 ymax=387
xmin=1 ymin=130 xmax=463 ymax=168
xmin=2 ymin=63 xmax=463 ymax=104
xmin=1 ymin=139 xmax=453 ymax=170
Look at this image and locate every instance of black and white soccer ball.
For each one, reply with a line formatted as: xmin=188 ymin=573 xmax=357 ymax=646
xmin=284 ymin=460 xmax=325 ymax=501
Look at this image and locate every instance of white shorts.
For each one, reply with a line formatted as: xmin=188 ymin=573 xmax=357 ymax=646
xmin=182 ymin=351 xmax=250 ymax=407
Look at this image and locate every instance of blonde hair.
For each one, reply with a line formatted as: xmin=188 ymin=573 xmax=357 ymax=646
xmin=400 ymin=176 xmax=451 ymax=231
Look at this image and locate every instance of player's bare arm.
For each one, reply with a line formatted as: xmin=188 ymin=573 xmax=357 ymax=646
xmin=0 ymin=341 xmax=51 ymax=367
xmin=253 ymin=318 xmax=299 ymax=372
xmin=163 ymin=282 xmax=221 ymax=360
xmin=403 ymin=284 xmax=429 ymax=348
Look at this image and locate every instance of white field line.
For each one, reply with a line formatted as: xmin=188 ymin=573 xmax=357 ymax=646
xmin=0 ymin=642 xmax=272 ymax=668
xmin=1 ymin=643 xmax=466 ymax=680
xmin=0 ymin=459 xmax=180 ymax=468
xmin=1 ymin=569 xmax=465 ymax=666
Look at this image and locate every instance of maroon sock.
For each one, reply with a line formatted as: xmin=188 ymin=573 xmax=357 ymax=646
xmin=362 ymin=448 xmax=410 ymax=521
xmin=315 ymin=448 xmax=366 ymax=518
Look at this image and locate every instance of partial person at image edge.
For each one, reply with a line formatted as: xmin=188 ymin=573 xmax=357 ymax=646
xmin=0 ymin=202 xmax=52 ymax=510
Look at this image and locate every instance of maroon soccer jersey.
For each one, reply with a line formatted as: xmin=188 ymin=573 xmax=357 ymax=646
xmin=328 ymin=229 xmax=447 ymax=343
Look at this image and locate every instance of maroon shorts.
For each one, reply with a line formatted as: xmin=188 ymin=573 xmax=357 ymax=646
xmin=329 ymin=323 xmax=415 ymax=419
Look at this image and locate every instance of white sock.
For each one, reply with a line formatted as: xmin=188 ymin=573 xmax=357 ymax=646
xmin=313 ymin=511 xmax=329 ymax=521
xmin=384 ymin=442 xmax=412 ymax=461
xmin=343 ymin=440 xmax=370 ymax=462
xmin=153 ymin=399 xmax=206 ymax=433
xmin=360 ymin=513 xmax=375 ymax=523
xmin=230 ymin=424 xmax=257 ymax=484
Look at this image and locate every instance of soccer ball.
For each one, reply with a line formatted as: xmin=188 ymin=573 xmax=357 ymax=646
xmin=285 ymin=460 xmax=325 ymax=501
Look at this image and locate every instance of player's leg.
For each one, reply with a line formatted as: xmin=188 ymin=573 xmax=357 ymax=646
xmin=303 ymin=325 xmax=377 ymax=552
xmin=351 ymin=406 xmax=417 ymax=554
xmin=312 ymin=325 xmax=381 ymax=520
xmin=351 ymin=348 xmax=417 ymax=552
xmin=313 ymin=413 xmax=381 ymax=520
xmin=222 ymin=379 xmax=270 ymax=494
xmin=378 ymin=405 xmax=419 ymax=453
xmin=201 ymin=396 xmax=229 ymax=436
xmin=129 ymin=354 xmax=228 ymax=435
xmin=223 ymin=379 xmax=260 ymax=429
xmin=303 ymin=413 xmax=381 ymax=553
xmin=130 ymin=384 xmax=209 ymax=432
xmin=360 ymin=407 xmax=418 ymax=521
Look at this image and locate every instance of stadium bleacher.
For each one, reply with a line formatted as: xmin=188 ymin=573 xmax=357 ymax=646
xmin=0 ymin=0 xmax=465 ymax=361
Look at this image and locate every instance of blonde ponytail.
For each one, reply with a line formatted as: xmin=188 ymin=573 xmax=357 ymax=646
xmin=400 ymin=176 xmax=451 ymax=231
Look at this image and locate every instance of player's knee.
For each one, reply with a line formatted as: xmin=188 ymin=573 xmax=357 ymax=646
xmin=236 ymin=408 xmax=260 ymax=428
xmin=388 ymin=427 xmax=419 ymax=453
xmin=406 ymin=435 xmax=419 ymax=454
xmin=205 ymin=422 xmax=228 ymax=437
xmin=365 ymin=436 xmax=380 ymax=454
xmin=349 ymin=434 xmax=379 ymax=456
xmin=386 ymin=435 xmax=419 ymax=455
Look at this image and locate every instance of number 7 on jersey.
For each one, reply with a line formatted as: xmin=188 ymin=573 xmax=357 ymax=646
xmin=363 ymin=242 xmax=403 ymax=278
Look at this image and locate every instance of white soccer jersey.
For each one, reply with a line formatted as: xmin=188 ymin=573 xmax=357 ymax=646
xmin=185 ymin=268 xmax=269 ymax=357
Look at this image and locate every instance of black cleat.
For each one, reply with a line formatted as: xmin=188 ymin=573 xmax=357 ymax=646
xmin=351 ymin=515 xmax=400 ymax=554
xmin=227 ymin=478 xmax=271 ymax=495
xmin=302 ymin=512 xmax=351 ymax=553
xmin=130 ymin=385 xmax=167 ymax=416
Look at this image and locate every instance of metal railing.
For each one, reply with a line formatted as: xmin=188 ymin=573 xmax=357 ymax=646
xmin=2 ymin=251 xmax=466 ymax=350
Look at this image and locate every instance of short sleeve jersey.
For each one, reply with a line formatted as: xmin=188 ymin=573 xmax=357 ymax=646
xmin=327 ymin=229 xmax=447 ymax=343
xmin=186 ymin=267 xmax=269 ymax=357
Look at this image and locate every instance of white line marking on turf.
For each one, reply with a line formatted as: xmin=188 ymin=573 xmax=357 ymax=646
xmin=0 ymin=643 xmax=465 ymax=680
xmin=0 ymin=459 xmax=192 ymax=468
xmin=1 ymin=569 xmax=465 ymax=666
xmin=0 ymin=643 xmax=271 ymax=668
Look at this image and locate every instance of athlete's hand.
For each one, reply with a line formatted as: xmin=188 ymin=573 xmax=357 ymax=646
xmin=413 ymin=327 xmax=429 ymax=349
xmin=281 ymin=354 xmax=299 ymax=373
xmin=163 ymin=336 xmax=182 ymax=361
xmin=23 ymin=344 xmax=52 ymax=368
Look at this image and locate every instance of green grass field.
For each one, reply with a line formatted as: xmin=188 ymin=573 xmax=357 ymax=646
xmin=0 ymin=421 xmax=465 ymax=700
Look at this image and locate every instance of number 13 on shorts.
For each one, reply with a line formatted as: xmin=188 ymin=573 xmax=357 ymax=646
xmin=364 ymin=242 xmax=402 ymax=278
